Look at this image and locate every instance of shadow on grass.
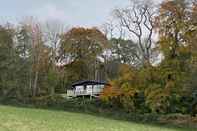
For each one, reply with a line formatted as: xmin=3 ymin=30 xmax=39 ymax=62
xmin=0 ymin=103 xmax=196 ymax=131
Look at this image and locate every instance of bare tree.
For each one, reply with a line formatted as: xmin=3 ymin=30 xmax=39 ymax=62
xmin=21 ymin=18 xmax=47 ymax=97
xmin=31 ymin=23 xmax=43 ymax=97
xmin=42 ymin=20 xmax=68 ymax=65
xmin=101 ymin=20 xmax=116 ymax=39
xmin=113 ymin=0 xmax=156 ymax=66
xmin=101 ymin=19 xmax=143 ymax=67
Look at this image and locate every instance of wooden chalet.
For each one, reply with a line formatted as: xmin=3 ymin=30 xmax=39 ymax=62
xmin=67 ymin=80 xmax=109 ymax=98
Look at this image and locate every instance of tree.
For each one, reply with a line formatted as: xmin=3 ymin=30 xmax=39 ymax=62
xmin=0 ymin=24 xmax=19 ymax=99
xmin=156 ymin=0 xmax=192 ymax=93
xmin=110 ymin=38 xmax=140 ymax=66
xmin=100 ymin=64 xmax=143 ymax=112
xmin=185 ymin=1 xmax=197 ymax=116
xmin=60 ymin=27 xmax=108 ymax=86
xmin=42 ymin=20 xmax=67 ymax=64
xmin=18 ymin=21 xmax=53 ymax=97
xmin=156 ymin=0 xmax=191 ymax=59
xmin=42 ymin=20 xmax=67 ymax=95
xmin=152 ymin=0 xmax=197 ymax=113
xmin=113 ymin=0 xmax=156 ymax=66
xmin=15 ymin=24 xmax=33 ymax=100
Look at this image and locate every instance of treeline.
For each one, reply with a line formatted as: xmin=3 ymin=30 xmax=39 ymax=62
xmin=0 ymin=0 xmax=197 ymax=115
xmin=100 ymin=0 xmax=197 ymax=115
xmin=0 ymin=20 xmax=115 ymax=104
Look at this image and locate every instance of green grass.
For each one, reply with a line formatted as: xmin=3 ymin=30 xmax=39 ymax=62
xmin=0 ymin=105 xmax=195 ymax=131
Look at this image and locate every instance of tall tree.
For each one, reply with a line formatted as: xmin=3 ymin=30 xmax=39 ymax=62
xmin=60 ymin=27 xmax=108 ymax=85
xmin=113 ymin=0 xmax=156 ymax=66
xmin=110 ymin=38 xmax=140 ymax=66
xmin=156 ymin=0 xmax=191 ymax=59
xmin=0 ymin=25 xmax=18 ymax=98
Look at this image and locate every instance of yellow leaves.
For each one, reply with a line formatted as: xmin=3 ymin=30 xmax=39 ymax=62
xmin=165 ymin=80 xmax=175 ymax=94
xmin=178 ymin=46 xmax=190 ymax=53
xmin=100 ymin=79 xmax=137 ymax=112
xmin=145 ymin=84 xmax=171 ymax=113
xmin=144 ymin=84 xmax=161 ymax=97
xmin=177 ymin=46 xmax=191 ymax=58
xmin=156 ymin=0 xmax=193 ymax=60
xmin=100 ymin=79 xmax=137 ymax=104
xmin=121 ymin=82 xmax=137 ymax=96
xmin=118 ymin=64 xmax=137 ymax=83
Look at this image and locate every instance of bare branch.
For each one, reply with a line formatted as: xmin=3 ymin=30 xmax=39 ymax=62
xmin=113 ymin=0 xmax=156 ymax=65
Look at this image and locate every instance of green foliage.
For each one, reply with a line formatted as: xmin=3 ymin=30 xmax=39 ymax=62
xmin=0 ymin=25 xmax=19 ymax=99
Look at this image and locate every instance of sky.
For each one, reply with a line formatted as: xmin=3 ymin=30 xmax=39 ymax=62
xmin=0 ymin=0 xmax=132 ymax=27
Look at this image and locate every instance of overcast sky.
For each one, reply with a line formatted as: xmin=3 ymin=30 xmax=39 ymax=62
xmin=0 ymin=0 xmax=131 ymax=27
xmin=0 ymin=0 xmax=163 ymax=27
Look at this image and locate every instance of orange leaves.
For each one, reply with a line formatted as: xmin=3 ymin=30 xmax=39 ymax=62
xmin=192 ymin=2 xmax=197 ymax=17
xmin=62 ymin=27 xmax=107 ymax=47
xmin=118 ymin=64 xmax=137 ymax=82
xmin=100 ymin=85 xmax=121 ymax=102
xmin=160 ymin=1 xmax=177 ymax=15
xmin=61 ymin=27 xmax=108 ymax=62
xmin=160 ymin=0 xmax=187 ymax=19
xmin=60 ymin=27 xmax=108 ymax=82
xmin=100 ymin=64 xmax=138 ymax=104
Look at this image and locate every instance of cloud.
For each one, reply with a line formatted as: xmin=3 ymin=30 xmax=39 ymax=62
xmin=31 ymin=4 xmax=67 ymax=22
xmin=25 ymin=0 xmax=131 ymax=27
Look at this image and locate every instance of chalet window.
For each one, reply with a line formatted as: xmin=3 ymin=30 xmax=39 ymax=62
xmin=87 ymin=85 xmax=93 ymax=94
xmin=75 ymin=86 xmax=84 ymax=92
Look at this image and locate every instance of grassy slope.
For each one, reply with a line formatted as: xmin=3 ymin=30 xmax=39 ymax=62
xmin=0 ymin=105 xmax=195 ymax=131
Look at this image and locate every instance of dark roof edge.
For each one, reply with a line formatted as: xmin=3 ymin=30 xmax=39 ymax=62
xmin=71 ymin=80 xmax=109 ymax=87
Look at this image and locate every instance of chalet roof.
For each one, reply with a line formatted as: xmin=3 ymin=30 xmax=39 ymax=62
xmin=71 ymin=80 xmax=109 ymax=87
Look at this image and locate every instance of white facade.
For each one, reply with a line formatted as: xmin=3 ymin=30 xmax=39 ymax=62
xmin=67 ymin=84 xmax=105 ymax=97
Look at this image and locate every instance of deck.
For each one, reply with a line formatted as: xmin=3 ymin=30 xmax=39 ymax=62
xmin=67 ymin=88 xmax=103 ymax=97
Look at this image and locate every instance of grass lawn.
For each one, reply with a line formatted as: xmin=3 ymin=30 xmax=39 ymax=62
xmin=0 ymin=105 xmax=195 ymax=131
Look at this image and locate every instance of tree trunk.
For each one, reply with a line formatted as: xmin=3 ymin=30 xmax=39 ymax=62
xmin=33 ymin=71 xmax=39 ymax=97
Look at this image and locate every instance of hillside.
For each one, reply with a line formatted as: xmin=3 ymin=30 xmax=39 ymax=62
xmin=0 ymin=105 xmax=195 ymax=131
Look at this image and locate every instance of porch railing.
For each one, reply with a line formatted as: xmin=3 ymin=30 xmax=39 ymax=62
xmin=67 ymin=89 xmax=103 ymax=97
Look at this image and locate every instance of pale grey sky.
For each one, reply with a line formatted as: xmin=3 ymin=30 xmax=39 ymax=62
xmin=0 ymin=0 xmax=131 ymax=27
xmin=0 ymin=0 xmax=162 ymax=27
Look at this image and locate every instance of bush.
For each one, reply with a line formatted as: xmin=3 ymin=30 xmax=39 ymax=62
xmin=30 ymin=95 xmax=65 ymax=108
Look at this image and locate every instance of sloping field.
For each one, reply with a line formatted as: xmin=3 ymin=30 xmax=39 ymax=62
xmin=0 ymin=105 xmax=195 ymax=131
